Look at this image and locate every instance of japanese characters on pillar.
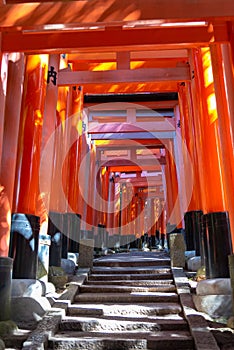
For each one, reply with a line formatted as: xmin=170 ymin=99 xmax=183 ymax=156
xmin=38 ymin=54 xmax=59 ymax=233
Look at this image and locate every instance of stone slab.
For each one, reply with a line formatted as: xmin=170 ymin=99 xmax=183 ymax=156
xmin=68 ymin=252 xmax=79 ymax=265
xmin=187 ymin=256 xmax=201 ymax=272
xmin=169 ymin=234 xmax=186 ymax=268
xmin=11 ymin=279 xmax=43 ymax=298
xmin=68 ymin=303 xmax=182 ymax=317
xmin=193 ymin=294 xmax=233 ymax=318
xmin=22 ymin=309 xmax=64 ymax=350
xmin=75 ymin=292 xmax=178 ymax=303
xmin=78 ymin=239 xmax=94 ymax=268
xmin=172 ymin=267 xmax=220 ymax=350
xmin=61 ymin=258 xmax=76 ymax=275
xmin=196 ymin=278 xmax=232 ymax=296
xmin=185 ymin=250 xmax=196 ymax=260
xmin=11 ymin=296 xmax=51 ymax=322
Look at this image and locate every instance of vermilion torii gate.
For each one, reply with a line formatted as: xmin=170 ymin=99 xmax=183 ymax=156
xmin=0 ymin=0 xmax=233 ymax=281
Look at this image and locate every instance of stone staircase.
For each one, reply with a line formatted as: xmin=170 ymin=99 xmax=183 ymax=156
xmin=48 ymin=251 xmax=196 ymax=350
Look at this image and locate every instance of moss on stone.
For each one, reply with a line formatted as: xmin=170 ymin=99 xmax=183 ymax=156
xmin=0 ymin=320 xmax=18 ymax=337
xmin=0 ymin=338 xmax=5 ymax=350
xmin=196 ymin=265 xmax=206 ymax=281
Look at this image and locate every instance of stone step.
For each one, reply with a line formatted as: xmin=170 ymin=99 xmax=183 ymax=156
xmin=88 ymin=273 xmax=173 ymax=281
xmin=48 ymin=331 xmax=194 ymax=350
xmin=60 ymin=316 xmax=188 ymax=332
xmin=93 ymin=259 xmax=171 ymax=267
xmin=75 ymin=292 xmax=178 ymax=303
xmin=91 ymin=266 xmax=171 ymax=274
xmin=80 ymin=284 xmax=176 ymax=293
xmin=68 ymin=303 xmax=182 ymax=317
xmin=85 ymin=279 xmax=174 ymax=286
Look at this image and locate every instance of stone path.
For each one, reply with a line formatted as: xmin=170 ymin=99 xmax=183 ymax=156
xmin=2 ymin=250 xmax=223 ymax=349
xmin=46 ymin=250 xmax=217 ymax=350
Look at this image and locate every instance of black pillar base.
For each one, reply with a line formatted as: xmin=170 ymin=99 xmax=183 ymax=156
xmin=202 ymin=211 xmax=233 ymax=279
xmin=67 ymin=213 xmax=81 ymax=253
xmin=0 ymin=257 xmax=13 ymax=321
xmin=9 ymin=213 xmax=40 ymax=279
xmin=48 ymin=211 xmax=63 ymax=267
xmin=184 ymin=210 xmax=203 ymax=255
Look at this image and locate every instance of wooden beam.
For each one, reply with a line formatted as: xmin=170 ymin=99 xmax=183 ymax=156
xmin=95 ymin=139 xmax=164 ymax=148
xmin=117 ymin=176 xmax=162 ymax=184
xmin=1 ymin=25 xmax=228 ymax=53
xmin=109 ymin=165 xmax=162 ymax=172
xmin=89 ymin=121 xmax=175 ymax=134
xmin=58 ymin=67 xmax=190 ymax=86
xmin=0 ymin=0 xmax=234 ymax=29
xmin=101 ymin=157 xmax=166 ymax=167
xmin=67 ymin=50 xmax=188 ymax=63
xmin=85 ymin=100 xmax=178 ymax=109
xmin=82 ymin=82 xmax=179 ymax=94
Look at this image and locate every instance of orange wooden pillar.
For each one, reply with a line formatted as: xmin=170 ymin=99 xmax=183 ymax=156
xmin=113 ymin=181 xmax=120 ymax=234
xmin=188 ymin=50 xmax=209 ymax=212
xmin=0 ymin=53 xmax=25 ymax=210
xmin=106 ymin=172 xmax=115 ymax=235
xmin=165 ymin=140 xmax=181 ymax=229
xmin=86 ymin=142 xmax=96 ymax=229
xmin=0 ymin=53 xmax=25 ymax=256
xmin=0 ymin=51 xmax=8 ymax=165
xmin=13 ymin=54 xmax=48 ymax=215
xmin=48 ymin=72 xmax=68 ymax=213
xmin=210 ymin=43 xmax=234 ymax=246
xmin=101 ymin=167 xmax=109 ymax=227
xmin=66 ymin=86 xmax=83 ymax=215
xmin=178 ymin=83 xmax=202 ymax=212
xmin=38 ymin=54 xmax=59 ymax=233
xmin=130 ymin=189 xmax=137 ymax=236
xmin=93 ymin=152 xmax=102 ymax=228
xmin=190 ymin=48 xmax=225 ymax=213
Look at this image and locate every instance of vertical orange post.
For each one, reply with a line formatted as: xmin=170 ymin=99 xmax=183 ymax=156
xmin=1 ymin=53 xmax=25 ymax=209
xmin=101 ymin=167 xmax=109 ymax=227
xmin=190 ymin=48 xmax=225 ymax=213
xmin=210 ymin=43 xmax=234 ymax=246
xmin=86 ymin=143 xmax=96 ymax=228
xmin=188 ymin=49 xmax=208 ymax=212
xmin=165 ymin=140 xmax=181 ymax=228
xmin=178 ymin=83 xmax=202 ymax=212
xmin=50 ymin=64 xmax=69 ymax=214
xmin=0 ymin=51 xmax=7 ymax=165
xmin=38 ymin=54 xmax=59 ymax=234
xmin=65 ymin=86 xmax=83 ymax=215
xmin=0 ymin=53 xmax=24 ymax=256
xmin=13 ymin=54 xmax=48 ymax=215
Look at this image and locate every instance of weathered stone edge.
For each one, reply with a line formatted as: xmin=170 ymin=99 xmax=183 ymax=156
xmin=172 ymin=267 xmax=220 ymax=350
xmin=22 ymin=268 xmax=90 ymax=350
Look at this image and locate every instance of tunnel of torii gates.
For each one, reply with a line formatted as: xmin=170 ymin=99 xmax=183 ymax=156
xmin=0 ymin=0 xmax=234 ymax=276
